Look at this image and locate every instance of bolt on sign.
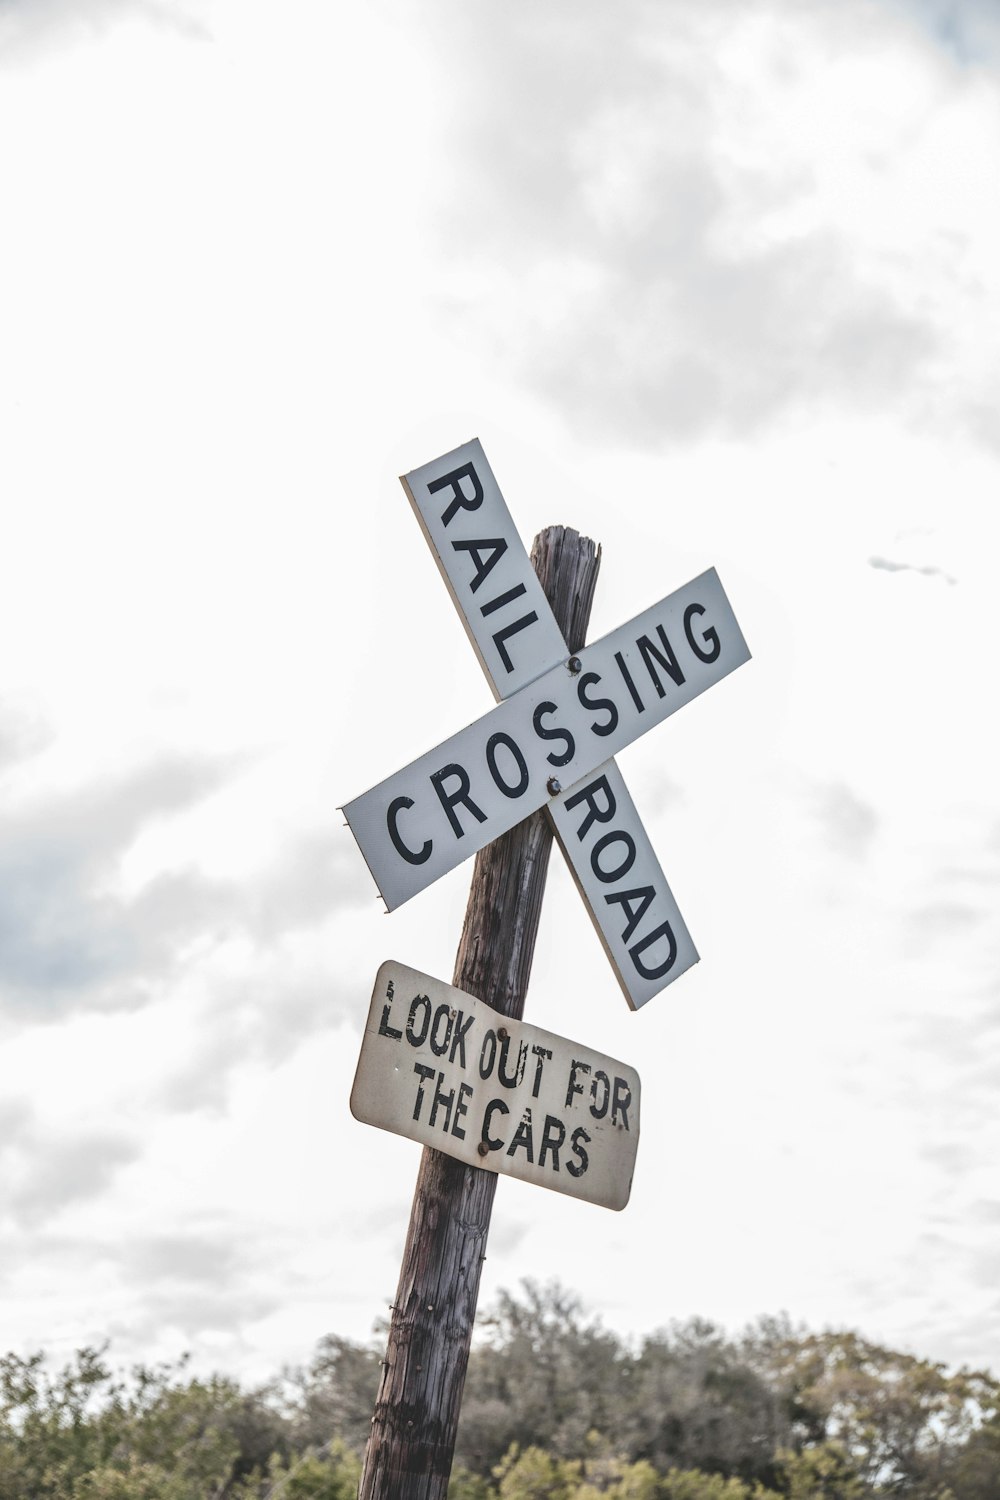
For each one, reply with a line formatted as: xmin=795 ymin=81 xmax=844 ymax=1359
xmin=352 ymin=961 xmax=641 ymax=1212
xmin=342 ymin=439 xmax=751 ymax=1010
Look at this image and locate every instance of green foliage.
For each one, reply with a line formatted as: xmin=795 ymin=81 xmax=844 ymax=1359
xmin=265 ymin=1436 xmax=362 ymax=1498
xmin=493 ymin=1443 xmax=581 ymax=1500
xmin=3 ymin=1284 xmax=1000 ymax=1500
xmin=283 ymin=1335 xmax=382 ymax=1457
xmin=772 ymin=1441 xmax=864 ymax=1500
xmin=660 ymin=1467 xmax=780 ymax=1500
xmin=70 ymin=1461 xmax=192 ymax=1500
xmin=459 ymin=1281 xmax=634 ymax=1472
xmin=449 ymin=1464 xmax=500 ymax=1500
xmin=743 ymin=1323 xmax=1000 ymax=1496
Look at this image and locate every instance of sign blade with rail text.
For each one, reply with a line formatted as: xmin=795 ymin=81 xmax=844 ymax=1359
xmin=341 ymin=567 xmax=750 ymax=910
xmin=351 ymin=960 xmax=641 ymax=1210
xmin=400 ymin=438 xmax=700 ymax=1009
xmin=401 ymin=439 xmax=567 ymax=703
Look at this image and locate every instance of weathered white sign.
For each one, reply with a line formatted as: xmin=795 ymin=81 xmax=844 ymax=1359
xmin=351 ymin=960 xmax=641 ymax=1210
xmin=400 ymin=439 xmax=699 ymax=1010
xmin=549 ymin=760 xmax=698 ymax=1009
xmin=401 ymin=439 xmax=566 ymax=702
xmin=341 ymin=567 xmax=749 ymax=910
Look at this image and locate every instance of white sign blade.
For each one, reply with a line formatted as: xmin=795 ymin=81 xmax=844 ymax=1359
xmin=547 ymin=761 xmax=699 ymax=1010
xmin=341 ymin=567 xmax=750 ymax=910
xmin=401 ymin=439 xmax=567 ymax=702
xmin=351 ymin=960 xmax=641 ymax=1210
xmin=402 ymin=439 xmax=702 ymax=1010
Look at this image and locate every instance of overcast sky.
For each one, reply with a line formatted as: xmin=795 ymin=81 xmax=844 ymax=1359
xmin=1 ymin=0 xmax=999 ymax=1388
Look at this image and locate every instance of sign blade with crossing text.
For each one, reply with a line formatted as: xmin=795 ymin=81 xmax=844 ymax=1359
xmin=399 ymin=439 xmax=702 ymax=1010
xmin=351 ymin=960 xmax=641 ymax=1211
xmin=342 ymin=566 xmax=749 ymax=910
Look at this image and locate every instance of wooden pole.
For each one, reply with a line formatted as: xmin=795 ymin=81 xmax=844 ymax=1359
xmin=358 ymin=525 xmax=601 ymax=1500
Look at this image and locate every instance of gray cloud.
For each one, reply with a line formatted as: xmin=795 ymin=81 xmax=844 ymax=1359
xmin=0 ymin=0 xmax=209 ymax=65
xmin=0 ymin=1096 xmax=34 ymax=1142
xmin=886 ymin=0 xmax=1000 ymax=64
xmin=125 ymin=1230 xmax=246 ymax=1288
xmin=631 ymin=769 xmax=686 ymax=820
xmin=919 ymin=1141 xmax=977 ymax=1173
xmin=0 ymin=757 xmax=369 ymax=1020
xmin=907 ymin=900 xmax=983 ymax=943
xmin=868 ymin=555 xmax=957 ymax=584
xmin=810 ymin=781 xmax=879 ymax=860
xmin=0 ymin=756 xmax=237 ymax=1012
xmin=4 ymin=1127 xmax=140 ymax=1229
xmin=157 ymin=973 xmax=360 ymax=1116
xmin=125 ymin=1285 xmax=279 ymax=1341
xmin=425 ymin=1 xmax=942 ymax=445
xmin=0 ymin=705 xmax=54 ymax=773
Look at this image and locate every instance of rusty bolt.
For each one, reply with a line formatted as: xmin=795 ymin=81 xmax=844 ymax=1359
xmin=478 ymin=1141 xmax=490 ymax=1156
xmin=568 ymin=655 xmax=582 ymax=674
xmin=547 ymin=776 xmax=562 ymax=796
xmin=497 ymin=1026 xmax=508 ymax=1040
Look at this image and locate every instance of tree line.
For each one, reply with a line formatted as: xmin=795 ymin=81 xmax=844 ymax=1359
xmin=2 ymin=1281 xmax=998 ymax=1498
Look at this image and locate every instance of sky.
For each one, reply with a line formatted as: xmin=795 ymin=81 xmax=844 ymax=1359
xmin=1 ymin=0 xmax=998 ymax=1390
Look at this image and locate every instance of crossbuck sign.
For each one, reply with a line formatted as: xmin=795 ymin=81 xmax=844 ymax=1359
xmin=342 ymin=440 xmax=751 ymax=1009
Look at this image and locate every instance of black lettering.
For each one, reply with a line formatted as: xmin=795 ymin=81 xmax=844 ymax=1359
xmin=577 ymin=671 xmax=619 ymax=737
xmin=590 ymin=1069 xmax=610 ymax=1119
xmin=429 ymin=1004 xmax=454 ymax=1057
xmin=611 ymin=1076 xmax=632 ymax=1131
xmin=684 ymin=602 xmax=721 ymax=663
xmin=412 ymin=1062 xmax=435 ymax=1121
xmin=614 ymin=650 xmax=644 ymax=712
xmin=531 ymin=1044 xmax=552 ymax=1099
xmin=566 ymin=1126 xmax=591 ymax=1178
xmin=427 ymin=462 xmax=484 ymax=526
xmin=532 ymin=701 xmax=575 ymax=768
xmin=486 ymin=731 xmax=530 ymax=799
xmin=498 ymin=1035 xmax=528 ymax=1088
xmin=629 ymin=919 xmax=679 ymax=980
xmin=450 ymin=536 xmax=507 ymax=592
xmin=430 ymin=763 xmax=487 ymax=839
xmin=406 ymin=994 xmax=432 ymax=1047
xmin=428 ymin=1073 xmax=455 ymax=1132
xmin=480 ymin=582 xmax=526 ymax=617
xmin=538 ymin=1115 xmax=565 ymax=1170
xmin=507 ymin=1110 xmax=534 ymax=1161
xmin=378 ymin=988 xmax=402 ymax=1040
xmin=387 ymin=796 xmax=432 ymax=865
xmin=453 ymin=1082 xmax=473 ymax=1140
xmin=479 ymin=1029 xmax=497 ymax=1080
xmin=638 ymin=624 xmax=685 ymax=695
xmin=493 ymin=612 xmax=539 ymax=673
xmin=481 ymin=1097 xmax=508 ymax=1151
xmin=565 ymin=1059 xmax=590 ymax=1108
xmin=591 ymin=830 xmax=637 ymax=884
xmin=449 ymin=1009 xmax=474 ymax=1068
xmin=564 ymin=775 xmax=616 ymax=840
xmin=604 ymin=886 xmax=656 ymax=944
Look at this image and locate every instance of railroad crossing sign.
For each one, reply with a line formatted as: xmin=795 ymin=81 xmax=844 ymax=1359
xmin=342 ymin=440 xmax=750 ymax=1009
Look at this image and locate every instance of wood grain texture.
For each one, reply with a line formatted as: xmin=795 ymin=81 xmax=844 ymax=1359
xmin=358 ymin=527 xmax=600 ymax=1500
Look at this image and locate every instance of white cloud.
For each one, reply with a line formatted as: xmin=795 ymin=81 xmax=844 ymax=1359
xmin=406 ymin=0 xmax=999 ymax=447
